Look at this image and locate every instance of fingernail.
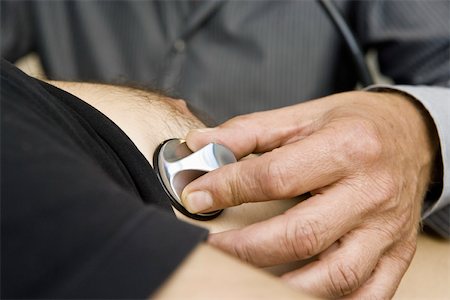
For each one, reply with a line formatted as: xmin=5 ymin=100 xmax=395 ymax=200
xmin=191 ymin=128 xmax=217 ymax=133
xmin=183 ymin=191 xmax=214 ymax=213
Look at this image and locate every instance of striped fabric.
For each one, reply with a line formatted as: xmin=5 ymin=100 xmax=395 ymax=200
xmin=424 ymin=202 xmax=450 ymax=237
xmin=2 ymin=0 xmax=449 ymax=237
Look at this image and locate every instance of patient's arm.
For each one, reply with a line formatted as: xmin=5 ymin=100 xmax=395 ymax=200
xmin=48 ymin=81 xmax=203 ymax=163
xmin=49 ymin=81 xmax=307 ymax=297
xmin=49 ymin=81 xmax=302 ymax=232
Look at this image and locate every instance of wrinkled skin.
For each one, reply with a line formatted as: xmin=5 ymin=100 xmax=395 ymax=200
xmin=182 ymin=91 xmax=437 ymax=298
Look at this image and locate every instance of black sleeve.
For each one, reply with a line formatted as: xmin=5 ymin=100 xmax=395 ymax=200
xmin=0 ymin=1 xmax=36 ymax=62
xmin=0 ymin=60 xmax=208 ymax=299
xmin=353 ymin=0 xmax=450 ymax=87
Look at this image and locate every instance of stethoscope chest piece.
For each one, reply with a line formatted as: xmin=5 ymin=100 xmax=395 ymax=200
xmin=153 ymin=138 xmax=237 ymax=220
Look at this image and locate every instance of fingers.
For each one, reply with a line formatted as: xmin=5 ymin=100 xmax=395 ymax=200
xmin=346 ymin=237 xmax=417 ymax=299
xmin=186 ymin=104 xmax=322 ymax=159
xmin=281 ymin=229 xmax=390 ymax=298
xmin=208 ymin=183 xmax=365 ymax=267
xmin=182 ymin=128 xmax=349 ymax=214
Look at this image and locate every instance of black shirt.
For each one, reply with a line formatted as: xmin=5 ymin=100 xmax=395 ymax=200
xmin=1 ymin=60 xmax=207 ymax=298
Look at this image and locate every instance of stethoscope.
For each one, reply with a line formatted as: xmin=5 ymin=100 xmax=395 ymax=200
xmin=154 ymin=0 xmax=374 ymax=220
xmin=318 ymin=0 xmax=374 ymax=87
xmin=153 ymin=139 xmax=236 ymax=220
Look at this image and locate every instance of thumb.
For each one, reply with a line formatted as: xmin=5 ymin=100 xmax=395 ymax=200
xmin=181 ymin=123 xmax=347 ymax=214
xmin=180 ymin=155 xmax=269 ymax=213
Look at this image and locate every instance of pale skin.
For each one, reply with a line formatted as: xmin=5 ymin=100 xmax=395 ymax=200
xmin=51 ymin=81 xmax=438 ymax=298
xmin=182 ymin=90 xmax=438 ymax=298
xmin=48 ymin=81 xmax=308 ymax=299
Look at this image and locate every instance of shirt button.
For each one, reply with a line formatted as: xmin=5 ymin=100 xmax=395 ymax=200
xmin=174 ymin=39 xmax=186 ymax=53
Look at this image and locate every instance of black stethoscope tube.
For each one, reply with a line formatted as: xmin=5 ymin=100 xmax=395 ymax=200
xmin=318 ymin=0 xmax=375 ymax=87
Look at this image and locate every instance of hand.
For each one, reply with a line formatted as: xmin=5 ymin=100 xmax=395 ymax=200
xmin=182 ymin=91 xmax=437 ymax=298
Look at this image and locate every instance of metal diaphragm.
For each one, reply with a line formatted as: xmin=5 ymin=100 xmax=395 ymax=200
xmin=153 ymin=138 xmax=236 ymax=220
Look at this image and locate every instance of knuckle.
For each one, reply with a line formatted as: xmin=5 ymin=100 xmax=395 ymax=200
xmin=284 ymin=217 xmax=323 ymax=259
xmin=392 ymin=240 xmax=417 ymax=268
xmin=230 ymin=236 xmax=253 ymax=264
xmin=258 ymin=156 xmax=292 ymax=198
xmin=370 ymin=172 xmax=397 ymax=206
xmin=369 ymin=218 xmax=401 ymax=242
xmin=226 ymin=164 xmax=249 ymax=206
xmin=354 ymin=172 xmax=398 ymax=215
xmin=403 ymin=240 xmax=417 ymax=257
xmin=328 ymin=260 xmax=361 ymax=296
xmin=338 ymin=119 xmax=383 ymax=167
xmin=378 ymin=173 xmax=397 ymax=200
